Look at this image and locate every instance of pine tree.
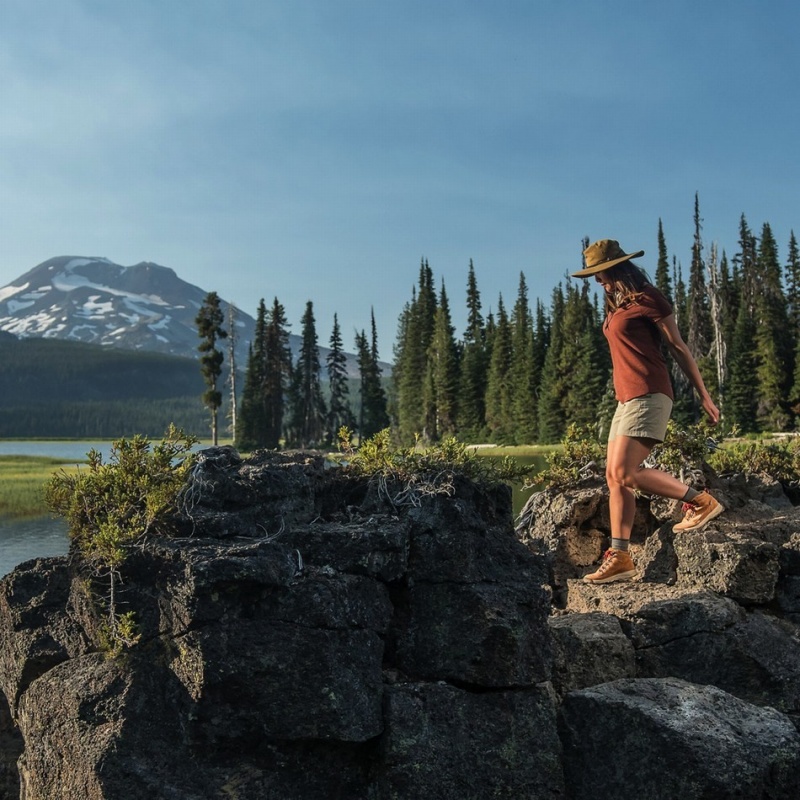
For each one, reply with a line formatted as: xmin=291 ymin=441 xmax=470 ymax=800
xmin=423 ymin=282 xmax=459 ymax=441
xmin=509 ymin=272 xmax=538 ymax=444
xmin=726 ymin=294 xmax=758 ymax=432
xmin=196 ymin=291 xmax=228 ymax=445
xmin=537 ymin=284 xmax=567 ymax=443
xmin=484 ymin=296 xmax=513 ymax=442
xmin=369 ymin=309 xmax=390 ymax=433
xmin=355 ymin=313 xmax=390 ymax=439
xmin=561 ymin=281 xmax=607 ymax=429
xmin=456 ymin=260 xmax=488 ymax=441
xmin=754 ymin=222 xmax=790 ymax=430
xmin=687 ymin=194 xmax=713 ymax=396
xmin=394 ymin=260 xmax=437 ymax=443
xmin=236 ymin=299 xmax=269 ymax=451
xmin=654 ymin=218 xmax=673 ymax=302
xmin=226 ymin=303 xmax=238 ymax=442
xmin=288 ymin=301 xmax=327 ymax=448
xmin=786 ymin=230 xmax=800 ymax=341
xmin=326 ymin=313 xmax=355 ymax=442
xmin=263 ymin=298 xmax=292 ymax=448
xmin=786 ymin=232 xmax=800 ymax=413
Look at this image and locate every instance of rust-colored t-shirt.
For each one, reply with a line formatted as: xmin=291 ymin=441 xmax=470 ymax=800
xmin=603 ymin=284 xmax=674 ymax=402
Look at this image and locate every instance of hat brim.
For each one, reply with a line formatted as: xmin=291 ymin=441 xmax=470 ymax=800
xmin=571 ymin=250 xmax=644 ymax=278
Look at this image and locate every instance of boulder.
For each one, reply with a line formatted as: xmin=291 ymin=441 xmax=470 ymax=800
xmin=560 ymin=677 xmax=800 ymax=800
xmin=548 ymin=612 xmax=636 ymax=694
xmin=378 ymin=682 xmax=564 ymax=799
xmin=674 ymin=529 xmax=780 ymax=604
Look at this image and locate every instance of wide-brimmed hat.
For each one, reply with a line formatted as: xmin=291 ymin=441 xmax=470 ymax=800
xmin=571 ymin=239 xmax=645 ymax=277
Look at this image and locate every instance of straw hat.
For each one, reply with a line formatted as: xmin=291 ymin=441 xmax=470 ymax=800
xmin=571 ymin=239 xmax=644 ymax=277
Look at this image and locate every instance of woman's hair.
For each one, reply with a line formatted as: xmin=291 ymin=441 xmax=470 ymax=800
xmin=602 ymin=260 xmax=653 ymax=314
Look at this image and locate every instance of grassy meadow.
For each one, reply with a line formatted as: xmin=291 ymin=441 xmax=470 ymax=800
xmin=0 ymin=456 xmax=80 ymax=519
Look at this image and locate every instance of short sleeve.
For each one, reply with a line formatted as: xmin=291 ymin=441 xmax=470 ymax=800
xmin=643 ymin=285 xmax=673 ymax=322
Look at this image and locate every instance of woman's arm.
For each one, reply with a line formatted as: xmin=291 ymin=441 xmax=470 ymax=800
xmin=656 ymin=313 xmax=720 ymax=424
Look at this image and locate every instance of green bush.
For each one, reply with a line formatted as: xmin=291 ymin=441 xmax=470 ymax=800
xmin=337 ymin=427 xmax=535 ymax=507
xmin=532 ymin=423 xmax=605 ymax=488
xmin=709 ymin=438 xmax=800 ymax=485
xmin=45 ymin=425 xmax=198 ymax=653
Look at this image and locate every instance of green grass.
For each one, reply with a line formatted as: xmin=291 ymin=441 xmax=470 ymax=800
xmin=468 ymin=444 xmax=559 ymax=458
xmin=0 ymin=456 xmax=82 ymax=519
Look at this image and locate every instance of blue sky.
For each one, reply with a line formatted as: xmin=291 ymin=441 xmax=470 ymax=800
xmin=1 ymin=0 xmax=798 ymax=359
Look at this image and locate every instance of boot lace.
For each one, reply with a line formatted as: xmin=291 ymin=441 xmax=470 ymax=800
xmin=595 ymin=548 xmax=617 ymax=575
xmin=680 ymin=501 xmax=698 ymax=520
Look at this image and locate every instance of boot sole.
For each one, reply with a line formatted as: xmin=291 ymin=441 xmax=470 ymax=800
xmin=672 ymin=502 xmax=725 ymax=533
xmin=583 ymin=569 xmax=636 ymax=585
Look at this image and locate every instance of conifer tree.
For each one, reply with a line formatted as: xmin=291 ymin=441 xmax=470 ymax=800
xmin=394 ymin=260 xmax=437 ymax=443
xmin=654 ymin=218 xmax=673 ymax=301
xmin=355 ymin=313 xmax=390 ymax=439
xmin=326 ymin=313 xmax=355 ymax=442
xmin=423 ymin=282 xmax=459 ymax=441
xmin=226 ymin=303 xmax=238 ymax=442
xmin=687 ymin=194 xmax=712 ymax=395
xmin=263 ymin=297 xmax=293 ymax=448
xmin=388 ymin=296 xmax=412 ymax=432
xmin=754 ymin=222 xmax=790 ymax=430
xmin=196 ymin=291 xmax=228 ymax=445
xmin=726 ymin=292 xmax=758 ymax=432
xmin=456 ymin=261 xmax=488 ymax=441
xmin=786 ymin=230 xmax=800 ymax=341
xmin=537 ymin=284 xmax=567 ymax=443
xmin=532 ymin=299 xmax=549 ymax=395
xmin=484 ymin=296 xmax=513 ymax=442
xmin=288 ymin=301 xmax=327 ymax=447
xmin=237 ymin=299 xmax=269 ymax=451
xmin=369 ymin=309 xmax=390 ymax=432
xmin=786 ymin=232 xmax=800 ymax=414
xmin=560 ymin=281 xmax=607 ymax=428
xmin=509 ymin=272 xmax=538 ymax=444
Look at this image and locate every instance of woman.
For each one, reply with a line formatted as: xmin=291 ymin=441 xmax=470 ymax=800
xmin=572 ymin=239 xmax=723 ymax=585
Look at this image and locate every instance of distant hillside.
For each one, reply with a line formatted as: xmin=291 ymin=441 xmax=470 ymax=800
xmin=0 ymin=337 xmax=212 ymax=438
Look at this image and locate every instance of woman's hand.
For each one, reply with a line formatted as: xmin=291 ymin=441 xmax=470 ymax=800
xmin=700 ymin=395 xmax=720 ymax=425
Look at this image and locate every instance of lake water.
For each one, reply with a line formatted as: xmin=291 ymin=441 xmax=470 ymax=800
xmin=0 ymin=441 xmax=112 ymax=578
xmin=0 ymin=516 xmax=69 ymax=578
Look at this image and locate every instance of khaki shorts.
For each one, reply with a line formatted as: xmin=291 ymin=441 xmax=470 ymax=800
xmin=608 ymin=393 xmax=673 ymax=442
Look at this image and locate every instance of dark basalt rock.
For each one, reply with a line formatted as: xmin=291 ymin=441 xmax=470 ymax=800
xmin=0 ymin=449 xmax=557 ymax=799
xmin=2 ymin=451 xmax=800 ymax=798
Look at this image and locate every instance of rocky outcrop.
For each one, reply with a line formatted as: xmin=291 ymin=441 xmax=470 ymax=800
xmin=521 ymin=468 xmax=800 ymax=797
xmin=1 ymin=449 xmax=799 ymax=798
xmin=0 ymin=450 xmax=557 ymax=799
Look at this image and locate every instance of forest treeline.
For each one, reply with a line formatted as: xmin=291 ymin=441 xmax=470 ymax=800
xmin=0 ymin=338 xmax=211 ymax=437
xmin=226 ymin=197 xmax=800 ymax=449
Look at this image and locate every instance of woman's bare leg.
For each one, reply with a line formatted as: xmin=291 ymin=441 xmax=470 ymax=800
xmin=606 ymin=435 xmax=689 ymax=541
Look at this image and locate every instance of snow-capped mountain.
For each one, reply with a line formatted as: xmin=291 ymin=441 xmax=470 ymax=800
xmin=0 ymin=256 xmax=382 ymax=376
xmin=0 ymin=256 xmax=258 ymax=361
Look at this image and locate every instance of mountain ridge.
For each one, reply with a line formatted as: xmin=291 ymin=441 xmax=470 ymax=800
xmin=0 ymin=256 xmax=381 ymax=375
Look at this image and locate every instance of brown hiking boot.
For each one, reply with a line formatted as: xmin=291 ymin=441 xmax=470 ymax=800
xmin=672 ymin=490 xmax=724 ymax=533
xmin=584 ymin=548 xmax=636 ymax=584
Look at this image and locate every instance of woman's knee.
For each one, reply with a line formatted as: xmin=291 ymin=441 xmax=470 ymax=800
xmin=607 ymin=463 xmax=637 ymax=488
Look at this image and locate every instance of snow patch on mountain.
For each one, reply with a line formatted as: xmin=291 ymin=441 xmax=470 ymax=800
xmin=0 ymin=282 xmax=30 ymax=303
